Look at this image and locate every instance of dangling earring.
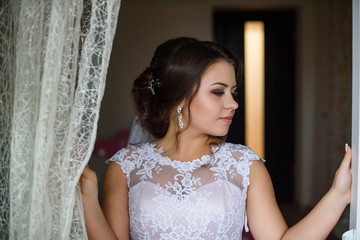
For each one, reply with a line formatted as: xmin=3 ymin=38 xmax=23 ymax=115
xmin=177 ymin=105 xmax=183 ymax=129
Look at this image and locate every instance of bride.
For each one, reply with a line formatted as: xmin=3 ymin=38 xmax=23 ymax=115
xmin=80 ymin=37 xmax=352 ymax=240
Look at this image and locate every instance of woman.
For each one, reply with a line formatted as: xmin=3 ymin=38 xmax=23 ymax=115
xmin=81 ymin=37 xmax=352 ymax=240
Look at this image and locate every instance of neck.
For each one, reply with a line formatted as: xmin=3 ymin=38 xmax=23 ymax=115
xmin=153 ymin=121 xmax=214 ymax=162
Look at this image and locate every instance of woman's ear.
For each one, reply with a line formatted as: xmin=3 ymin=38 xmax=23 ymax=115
xmin=178 ymin=99 xmax=186 ymax=109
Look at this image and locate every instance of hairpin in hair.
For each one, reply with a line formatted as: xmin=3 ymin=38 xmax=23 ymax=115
xmin=148 ymin=78 xmax=160 ymax=95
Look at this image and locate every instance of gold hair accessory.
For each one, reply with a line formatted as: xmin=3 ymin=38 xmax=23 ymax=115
xmin=148 ymin=78 xmax=160 ymax=95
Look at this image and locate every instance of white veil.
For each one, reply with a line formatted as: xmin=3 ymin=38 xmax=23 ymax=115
xmin=127 ymin=116 xmax=157 ymax=146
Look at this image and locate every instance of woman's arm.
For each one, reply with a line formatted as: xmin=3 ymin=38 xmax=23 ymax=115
xmin=247 ymin=146 xmax=352 ymax=240
xmin=80 ymin=162 xmax=130 ymax=240
xmin=246 ymin=161 xmax=288 ymax=239
xmin=80 ymin=164 xmax=118 ymax=240
xmin=102 ymin=162 xmax=130 ymax=239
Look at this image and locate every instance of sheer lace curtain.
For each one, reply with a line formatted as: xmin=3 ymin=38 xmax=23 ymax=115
xmin=0 ymin=0 xmax=121 ymax=239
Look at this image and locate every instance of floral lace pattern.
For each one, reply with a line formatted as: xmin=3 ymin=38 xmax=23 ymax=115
xmin=109 ymin=142 xmax=263 ymax=240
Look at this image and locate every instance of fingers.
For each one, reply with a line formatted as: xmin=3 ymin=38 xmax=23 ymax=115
xmin=80 ymin=164 xmax=99 ymax=198
xmin=340 ymin=144 xmax=352 ymax=170
xmin=344 ymin=143 xmax=351 ymax=159
xmin=81 ymin=164 xmax=97 ymax=180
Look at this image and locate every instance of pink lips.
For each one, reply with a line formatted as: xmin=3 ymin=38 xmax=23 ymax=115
xmin=220 ymin=116 xmax=233 ymax=124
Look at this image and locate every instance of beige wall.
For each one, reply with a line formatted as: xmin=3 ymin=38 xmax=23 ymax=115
xmin=95 ymin=0 xmax=351 ymax=207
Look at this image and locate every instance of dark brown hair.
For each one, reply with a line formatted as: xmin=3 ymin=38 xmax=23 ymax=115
xmin=131 ymin=37 xmax=242 ymax=142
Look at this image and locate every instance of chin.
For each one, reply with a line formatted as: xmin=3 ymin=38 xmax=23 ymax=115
xmin=211 ymin=129 xmax=229 ymax=137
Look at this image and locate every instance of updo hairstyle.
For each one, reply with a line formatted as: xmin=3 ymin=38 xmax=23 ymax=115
xmin=131 ymin=37 xmax=241 ymax=140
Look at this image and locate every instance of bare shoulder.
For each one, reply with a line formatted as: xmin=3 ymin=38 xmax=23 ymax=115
xmin=248 ymin=160 xmax=274 ymax=197
xmin=103 ymin=162 xmax=128 ymax=195
xmin=249 ymin=160 xmax=268 ymax=181
xmin=248 ymin=160 xmax=275 ymax=204
xmin=102 ymin=162 xmax=130 ymax=239
xmin=106 ymin=161 xmax=126 ymax=174
xmin=247 ymin=160 xmax=288 ymax=239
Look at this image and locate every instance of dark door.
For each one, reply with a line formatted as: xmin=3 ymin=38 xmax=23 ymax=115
xmin=214 ymin=10 xmax=296 ymax=203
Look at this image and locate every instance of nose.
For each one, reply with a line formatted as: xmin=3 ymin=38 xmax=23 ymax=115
xmin=225 ymin=93 xmax=239 ymax=110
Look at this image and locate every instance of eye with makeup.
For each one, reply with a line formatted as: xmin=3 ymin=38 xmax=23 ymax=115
xmin=211 ymin=88 xmax=238 ymax=97
xmin=212 ymin=89 xmax=225 ymax=96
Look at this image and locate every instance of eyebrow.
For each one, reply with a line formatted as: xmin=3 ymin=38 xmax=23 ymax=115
xmin=211 ymin=82 xmax=237 ymax=89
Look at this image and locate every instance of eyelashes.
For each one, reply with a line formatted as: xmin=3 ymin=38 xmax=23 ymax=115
xmin=212 ymin=90 xmax=225 ymax=96
xmin=212 ymin=90 xmax=238 ymax=98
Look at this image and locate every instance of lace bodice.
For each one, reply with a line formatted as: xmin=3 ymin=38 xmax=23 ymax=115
xmin=109 ymin=142 xmax=263 ymax=240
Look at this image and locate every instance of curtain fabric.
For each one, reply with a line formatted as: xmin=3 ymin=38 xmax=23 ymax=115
xmin=0 ymin=0 xmax=121 ymax=239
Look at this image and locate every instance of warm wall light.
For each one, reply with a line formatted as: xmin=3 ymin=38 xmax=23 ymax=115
xmin=244 ymin=21 xmax=265 ymax=158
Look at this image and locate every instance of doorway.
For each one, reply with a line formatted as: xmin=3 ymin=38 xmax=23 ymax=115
xmin=214 ymin=10 xmax=296 ymax=203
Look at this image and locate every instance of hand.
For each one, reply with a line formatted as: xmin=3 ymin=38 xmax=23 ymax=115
xmin=80 ymin=165 xmax=99 ymax=202
xmin=331 ymin=144 xmax=352 ymax=204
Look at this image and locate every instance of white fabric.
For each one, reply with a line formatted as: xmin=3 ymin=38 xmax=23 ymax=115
xmin=0 ymin=0 xmax=121 ymax=239
xmin=128 ymin=116 xmax=157 ymax=146
xmin=109 ymin=142 xmax=263 ymax=240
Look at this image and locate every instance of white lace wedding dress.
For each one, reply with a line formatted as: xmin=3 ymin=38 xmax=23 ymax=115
xmin=109 ymin=142 xmax=263 ymax=240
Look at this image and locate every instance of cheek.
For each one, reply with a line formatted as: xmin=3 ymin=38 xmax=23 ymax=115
xmin=191 ymin=95 xmax=219 ymax=118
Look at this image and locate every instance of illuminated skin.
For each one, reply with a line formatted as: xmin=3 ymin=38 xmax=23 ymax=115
xmin=184 ymin=60 xmax=239 ymax=138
